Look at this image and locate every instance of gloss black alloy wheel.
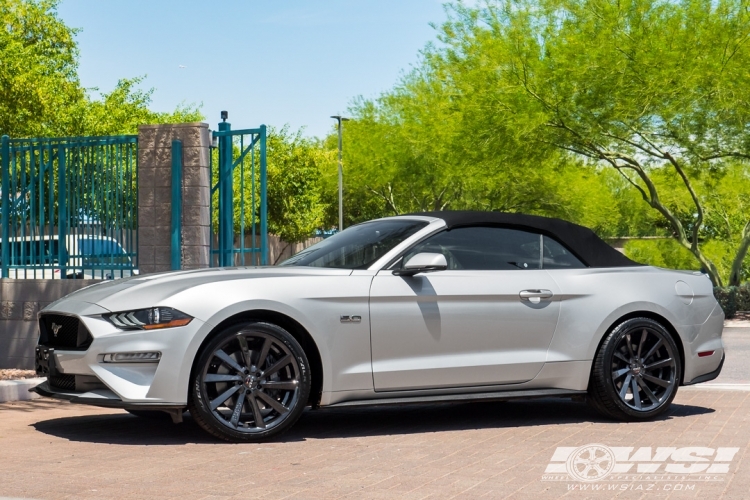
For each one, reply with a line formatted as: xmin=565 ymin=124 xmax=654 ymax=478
xmin=189 ymin=322 xmax=311 ymax=442
xmin=588 ymin=317 xmax=681 ymax=421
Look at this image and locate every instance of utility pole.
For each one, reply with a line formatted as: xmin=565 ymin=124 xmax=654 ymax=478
xmin=330 ymin=115 xmax=349 ymax=232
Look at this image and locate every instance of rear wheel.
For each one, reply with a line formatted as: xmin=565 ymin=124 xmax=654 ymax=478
xmin=588 ymin=317 xmax=681 ymax=421
xmin=189 ymin=321 xmax=311 ymax=442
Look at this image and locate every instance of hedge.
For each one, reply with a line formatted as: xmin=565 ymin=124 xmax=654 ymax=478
xmin=714 ymin=283 xmax=750 ymax=319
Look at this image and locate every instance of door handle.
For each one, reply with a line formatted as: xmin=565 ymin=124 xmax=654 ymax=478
xmin=519 ymin=289 xmax=554 ymax=302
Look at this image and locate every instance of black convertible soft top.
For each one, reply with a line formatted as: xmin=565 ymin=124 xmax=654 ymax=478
xmin=409 ymin=211 xmax=641 ymax=268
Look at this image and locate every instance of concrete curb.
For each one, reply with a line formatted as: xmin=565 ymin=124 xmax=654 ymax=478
xmin=683 ymin=383 xmax=750 ymax=391
xmin=0 ymin=378 xmax=44 ymax=403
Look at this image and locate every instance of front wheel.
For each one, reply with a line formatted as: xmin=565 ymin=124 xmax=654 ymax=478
xmin=188 ymin=321 xmax=311 ymax=442
xmin=588 ymin=317 xmax=681 ymax=421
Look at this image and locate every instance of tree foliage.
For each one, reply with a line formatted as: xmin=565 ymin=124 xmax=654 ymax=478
xmin=425 ymin=0 xmax=750 ymax=285
xmin=336 ymin=0 xmax=750 ymax=285
xmin=80 ymin=78 xmax=202 ymax=136
xmin=266 ymin=126 xmax=331 ymax=251
xmin=0 ymin=0 xmax=82 ymax=137
xmin=0 ymin=0 xmax=202 ymax=138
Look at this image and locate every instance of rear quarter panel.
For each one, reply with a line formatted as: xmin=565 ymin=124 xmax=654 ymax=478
xmin=545 ymin=267 xmax=719 ymax=367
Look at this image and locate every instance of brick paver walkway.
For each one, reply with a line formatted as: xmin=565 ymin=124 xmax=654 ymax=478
xmin=0 ymin=388 xmax=749 ymax=500
xmin=1 ymin=326 xmax=748 ymax=500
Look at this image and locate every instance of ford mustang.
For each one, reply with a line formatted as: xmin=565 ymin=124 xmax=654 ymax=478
xmin=32 ymin=211 xmax=725 ymax=442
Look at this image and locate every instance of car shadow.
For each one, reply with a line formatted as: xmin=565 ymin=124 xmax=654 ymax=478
xmin=31 ymin=398 xmax=714 ymax=446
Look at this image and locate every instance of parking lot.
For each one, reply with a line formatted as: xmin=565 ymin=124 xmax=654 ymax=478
xmin=1 ymin=327 xmax=748 ymax=500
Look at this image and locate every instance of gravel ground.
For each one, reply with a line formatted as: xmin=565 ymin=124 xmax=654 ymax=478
xmin=0 ymin=369 xmax=38 ymax=381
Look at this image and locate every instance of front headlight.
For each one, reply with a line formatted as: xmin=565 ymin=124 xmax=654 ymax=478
xmin=104 ymin=307 xmax=193 ymax=330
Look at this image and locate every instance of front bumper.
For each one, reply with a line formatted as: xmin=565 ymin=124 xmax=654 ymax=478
xmin=30 ymin=381 xmax=185 ymax=410
xmin=34 ymin=310 xmax=208 ymax=406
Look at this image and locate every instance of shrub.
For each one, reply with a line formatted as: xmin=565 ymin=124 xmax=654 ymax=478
xmin=714 ymin=286 xmax=738 ymax=319
xmin=714 ymin=283 xmax=750 ymax=319
xmin=737 ymin=284 xmax=750 ymax=312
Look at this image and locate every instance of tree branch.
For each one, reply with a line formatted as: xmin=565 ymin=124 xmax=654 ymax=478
xmin=729 ymin=220 xmax=750 ymax=286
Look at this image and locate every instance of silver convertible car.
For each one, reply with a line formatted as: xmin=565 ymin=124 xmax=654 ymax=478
xmin=32 ymin=211 xmax=725 ymax=442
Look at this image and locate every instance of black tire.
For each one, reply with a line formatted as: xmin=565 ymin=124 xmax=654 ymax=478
xmin=588 ymin=317 xmax=681 ymax=421
xmin=188 ymin=321 xmax=311 ymax=442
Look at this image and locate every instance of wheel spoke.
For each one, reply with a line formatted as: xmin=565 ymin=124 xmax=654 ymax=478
xmin=203 ymin=329 xmax=303 ymax=434
xmin=637 ymin=377 xmax=660 ymax=405
xmin=642 ymin=339 xmax=663 ymax=363
xmin=645 ymin=358 xmax=674 ymax=371
xmin=230 ymin=389 xmax=247 ymax=427
xmin=256 ymin=337 xmax=272 ymax=370
xmin=237 ymin=335 xmax=253 ymax=369
xmin=262 ymin=354 xmax=293 ymax=378
xmin=637 ymin=329 xmax=647 ymax=359
xmin=214 ymin=349 xmax=244 ymax=373
xmin=613 ymin=351 xmax=630 ymax=363
xmin=256 ymin=390 xmax=290 ymax=415
xmin=612 ymin=367 xmax=630 ymax=380
xmin=210 ymin=384 xmax=241 ymax=411
xmin=643 ymin=373 xmax=671 ymax=388
xmin=204 ymin=373 xmax=243 ymax=383
xmin=631 ymin=376 xmax=642 ymax=410
xmin=261 ymin=380 xmax=299 ymax=391
xmin=247 ymin=392 xmax=266 ymax=429
xmin=619 ymin=374 xmax=632 ymax=399
xmin=625 ymin=334 xmax=636 ymax=359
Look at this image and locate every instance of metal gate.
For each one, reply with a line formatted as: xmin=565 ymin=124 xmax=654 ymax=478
xmin=1 ymin=134 xmax=138 ymax=279
xmin=210 ymin=117 xmax=268 ymax=267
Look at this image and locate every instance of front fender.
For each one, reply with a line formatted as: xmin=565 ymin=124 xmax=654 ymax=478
xmin=165 ymin=274 xmax=375 ymax=400
xmin=173 ymin=299 xmax=330 ymax=401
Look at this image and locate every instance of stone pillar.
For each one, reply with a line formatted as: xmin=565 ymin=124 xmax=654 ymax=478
xmin=137 ymin=123 xmax=211 ymax=274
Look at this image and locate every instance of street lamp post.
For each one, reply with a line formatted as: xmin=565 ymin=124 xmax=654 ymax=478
xmin=331 ymin=115 xmax=349 ymax=232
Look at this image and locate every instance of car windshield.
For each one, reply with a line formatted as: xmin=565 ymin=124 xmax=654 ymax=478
xmin=279 ymin=219 xmax=428 ymax=269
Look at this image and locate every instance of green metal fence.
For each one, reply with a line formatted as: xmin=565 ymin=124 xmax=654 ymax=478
xmin=1 ymin=134 xmax=138 ymax=279
xmin=210 ymin=119 xmax=267 ymax=267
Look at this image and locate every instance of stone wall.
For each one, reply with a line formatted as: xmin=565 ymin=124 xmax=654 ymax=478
xmin=0 ymin=279 xmax=99 ymax=369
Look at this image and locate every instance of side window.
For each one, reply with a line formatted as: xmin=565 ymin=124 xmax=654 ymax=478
xmin=542 ymin=235 xmax=585 ymax=269
xmin=400 ymin=226 xmax=542 ymax=270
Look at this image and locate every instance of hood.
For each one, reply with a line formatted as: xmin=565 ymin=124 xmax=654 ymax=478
xmin=54 ymin=266 xmax=352 ymax=312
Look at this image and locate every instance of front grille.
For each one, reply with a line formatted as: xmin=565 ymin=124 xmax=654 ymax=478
xmin=49 ymin=374 xmax=76 ymax=391
xmin=38 ymin=314 xmax=93 ymax=350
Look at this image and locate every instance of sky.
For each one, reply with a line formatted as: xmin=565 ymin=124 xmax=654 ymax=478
xmin=56 ymin=0 xmax=452 ymax=139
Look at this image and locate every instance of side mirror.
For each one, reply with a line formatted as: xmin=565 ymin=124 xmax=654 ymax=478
xmin=393 ymin=252 xmax=448 ymax=276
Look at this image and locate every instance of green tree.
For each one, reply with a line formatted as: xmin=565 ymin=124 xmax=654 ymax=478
xmin=265 ymin=126 xmax=331 ymax=260
xmin=79 ymin=77 xmax=202 ymax=136
xmin=0 ymin=0 xmax=83 ymax=137
xmin=0 ymin=0 xmax=202 ymax=138
xmin=331 ymin=2 xmax=660 ymax=242
xmin=428 ymin=0 xmax=750 ymax=285
xmin=338 ymin=67 xmax=630 ymax=231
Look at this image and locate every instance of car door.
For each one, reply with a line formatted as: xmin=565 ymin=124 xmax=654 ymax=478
xmin=369 ymin=226 xmax=561 ymax=392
